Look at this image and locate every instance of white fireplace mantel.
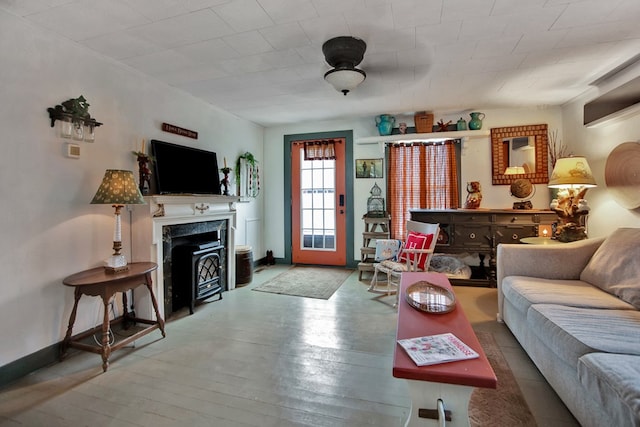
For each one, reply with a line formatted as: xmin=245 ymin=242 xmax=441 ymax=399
xmin=131 ymin=194 xmax=239 ymax=319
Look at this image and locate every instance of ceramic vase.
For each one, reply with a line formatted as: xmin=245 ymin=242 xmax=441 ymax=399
xmin=469 ymin=112 xmax=485 ymax=130
xmin=376 ymin=114 xmax=395 ymax=136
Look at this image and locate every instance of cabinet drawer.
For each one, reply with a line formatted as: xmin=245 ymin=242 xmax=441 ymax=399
xmin=456 ymin=213 xmax=491 ymax=224
xmin=410 ymin=212 xmax=450 ymax=224
xmin=453 ymin=224 xmax=492 ymax=248
xmin=493 ymin=225 xmax=538 ymax=244
xmin=494 ymin=213 xmax=537 ymax=224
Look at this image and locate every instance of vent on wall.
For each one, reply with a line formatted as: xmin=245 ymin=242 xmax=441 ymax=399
xmin=584 ymin=76 xmax=640 ymax=127
xmin=584 ymin=54 xmax=640 ymax=128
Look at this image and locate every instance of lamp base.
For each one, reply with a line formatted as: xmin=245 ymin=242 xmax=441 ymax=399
xmin=556 ymin=223 xmax=588 ymax=243
xmin=105 ymin=265 xmax=129 ymax=274
xmin=104 ymin=254 xmax=128 ymax=274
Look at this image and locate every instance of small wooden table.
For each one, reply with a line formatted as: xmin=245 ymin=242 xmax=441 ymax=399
xmin=61 ymin=262 xmax=166 ymax=372
xmin=394 ymin=272 xmax=497 ymax=427
xmin=520 ymin=236 xmax=564 ymax=245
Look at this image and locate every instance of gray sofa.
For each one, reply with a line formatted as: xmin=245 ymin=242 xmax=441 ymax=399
xmin=497 ymin=228 xmax=640 ymax=427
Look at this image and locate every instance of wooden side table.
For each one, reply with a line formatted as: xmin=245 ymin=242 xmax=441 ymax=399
xmin=61 ymin=262 xmax=166 ymax=372
xmin=520 ymin=236 xmax=564 ymax=245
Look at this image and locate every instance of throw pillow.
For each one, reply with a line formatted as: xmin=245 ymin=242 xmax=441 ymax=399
xmin=374 ymin=239 xmax=402 ymax=262
xmin=580 ymin=228 xmax=640 ymax=309
xmin=398 ymin=232 xmax=435 ymax=270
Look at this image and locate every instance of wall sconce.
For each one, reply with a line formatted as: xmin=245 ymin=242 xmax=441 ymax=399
xmin=48 ymin=95 xmax=102 ymax=142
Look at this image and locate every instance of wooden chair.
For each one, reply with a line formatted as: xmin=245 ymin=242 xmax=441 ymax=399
xmin=369 ymin=220 xmax=439 ymax=306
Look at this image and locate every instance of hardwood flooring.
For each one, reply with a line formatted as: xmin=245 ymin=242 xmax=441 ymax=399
xmin=0 ymin=266 xmax=579 ymax=426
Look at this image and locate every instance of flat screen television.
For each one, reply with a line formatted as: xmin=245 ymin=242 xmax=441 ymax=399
xmin=151 ymin=139 xmax=221 ymax=195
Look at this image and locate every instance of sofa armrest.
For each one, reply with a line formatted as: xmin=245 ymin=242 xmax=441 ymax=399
xmin=496 ymin=237 xmax=604 ymax=322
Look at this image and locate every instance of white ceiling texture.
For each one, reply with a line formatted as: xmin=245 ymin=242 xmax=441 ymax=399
xmin=4 ymin=0 xmax=640 ymax=127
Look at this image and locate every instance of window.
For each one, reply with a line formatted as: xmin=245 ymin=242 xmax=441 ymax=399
xmin=386 ymin=141 xmax=460 ymax=238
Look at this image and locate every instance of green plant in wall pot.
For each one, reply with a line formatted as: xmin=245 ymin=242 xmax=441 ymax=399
xmin=235 ymin=152 xmax=260 ymax=199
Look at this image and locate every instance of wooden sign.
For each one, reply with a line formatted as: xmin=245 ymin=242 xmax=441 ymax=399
xmin=161 ymin=122 xmax=198 ymax=139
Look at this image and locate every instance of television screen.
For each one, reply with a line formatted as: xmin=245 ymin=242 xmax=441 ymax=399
xmin=151 ymin=139 xmax=221 ymax=195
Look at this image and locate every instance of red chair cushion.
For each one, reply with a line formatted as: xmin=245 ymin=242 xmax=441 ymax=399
xmin=398 ymin=232 xmax=434 ymax=270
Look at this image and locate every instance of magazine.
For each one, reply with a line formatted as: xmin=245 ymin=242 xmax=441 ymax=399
xmin=397 ymin=333 xmax=479 ymax=366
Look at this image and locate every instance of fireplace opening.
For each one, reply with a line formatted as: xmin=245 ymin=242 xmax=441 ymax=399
xmin=172 ymin=240 xmax=225 ymax=314
xmin=162 ymin=220 xmax=227 ymax=317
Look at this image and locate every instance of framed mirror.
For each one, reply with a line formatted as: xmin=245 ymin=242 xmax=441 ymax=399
xmin=491 ymin=124 xmax=549 ymax=185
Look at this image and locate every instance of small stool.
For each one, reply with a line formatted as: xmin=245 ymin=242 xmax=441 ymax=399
xmin=235 ymin=245 xmax=253 ymax=286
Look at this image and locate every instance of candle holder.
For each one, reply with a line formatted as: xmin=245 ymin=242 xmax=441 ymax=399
xmin=220 ymin=167 xmax=232 ymax=196
xmin=132 ymin=151 xmax=152 ymax=195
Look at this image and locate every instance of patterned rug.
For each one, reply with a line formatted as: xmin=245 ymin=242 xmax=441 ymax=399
xmin=252 ymin=266 xmax=353 ymax=299
xmin=470 ymin=331 xmax=537 ymax=427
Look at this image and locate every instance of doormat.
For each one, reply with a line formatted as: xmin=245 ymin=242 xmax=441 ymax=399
xmin=470 ymin=331 xmax=537 ymax=427
xmin=252 ymin=266 xmax=353 ymax=300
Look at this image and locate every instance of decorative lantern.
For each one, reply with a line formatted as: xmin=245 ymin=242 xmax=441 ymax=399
xmin=367 ymin=183 xmax=385 ymax=217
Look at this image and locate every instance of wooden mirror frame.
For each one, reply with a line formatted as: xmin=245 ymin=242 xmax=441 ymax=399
xmin=491 ymin=124 xmax=549 ymax=185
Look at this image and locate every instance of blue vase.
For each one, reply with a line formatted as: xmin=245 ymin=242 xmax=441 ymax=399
xmin=469 ymin=112 xmax=485 ymax=130
xmin=375 ymin=114 xmax=395 ymax=136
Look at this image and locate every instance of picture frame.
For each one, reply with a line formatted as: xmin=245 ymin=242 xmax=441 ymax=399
xmin=356 ymin=158 xmax=383 ymax=178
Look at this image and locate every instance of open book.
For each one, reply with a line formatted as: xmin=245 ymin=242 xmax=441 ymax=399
xmin=397 ymin=332 xmax=479 ymax=366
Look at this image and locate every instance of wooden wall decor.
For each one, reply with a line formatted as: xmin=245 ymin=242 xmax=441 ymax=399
xmin=161 ymin=122 xmax=198 ymax=139
xmin=491 ymin=124 xmax=549 ymax=185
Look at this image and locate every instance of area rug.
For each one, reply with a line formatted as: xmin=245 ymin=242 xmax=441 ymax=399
xmin=469 ymin=331 xmax=537 ymax=427
xmin=252 ymin=266 xmax=353 ymax=299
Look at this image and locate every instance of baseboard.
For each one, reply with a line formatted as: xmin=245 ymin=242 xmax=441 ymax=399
xmin=0 ymin=342 xmax=60 ymax=388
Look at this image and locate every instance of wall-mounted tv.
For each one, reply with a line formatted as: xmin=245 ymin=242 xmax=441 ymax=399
xmin=151 ymin=139 xmax=221 ymax=195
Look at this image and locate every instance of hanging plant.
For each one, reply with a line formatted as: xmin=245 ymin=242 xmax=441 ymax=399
xmin=235 ymin=152 xmax=260 ymax=198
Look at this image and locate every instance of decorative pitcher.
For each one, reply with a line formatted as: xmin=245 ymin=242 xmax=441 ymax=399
xmin=375 ymin=114 xmax=395 ymax=136
xmin=468 ymin=112 xmax=485 ymax=130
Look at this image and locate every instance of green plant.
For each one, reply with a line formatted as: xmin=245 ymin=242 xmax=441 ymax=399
xmin=235 ymin=151 xmax=257 ymax=183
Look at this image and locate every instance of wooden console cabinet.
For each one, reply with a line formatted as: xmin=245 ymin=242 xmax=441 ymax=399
xmin=410 ymin=209 xmax=557 ymax=287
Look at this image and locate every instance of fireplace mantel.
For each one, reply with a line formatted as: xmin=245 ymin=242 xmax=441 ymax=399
xmin=150 ymin=194 xmax=239 ymax=218
xmin=131 ymin=194 xmax=239 ymax=319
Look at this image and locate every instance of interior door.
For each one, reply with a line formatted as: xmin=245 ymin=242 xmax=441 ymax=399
xmin=291 ymin=139 xmax=346 ymax=265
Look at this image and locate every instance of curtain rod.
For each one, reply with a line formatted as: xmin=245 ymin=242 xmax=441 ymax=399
xmin=385 ymin=139 xmax=459 ymax=147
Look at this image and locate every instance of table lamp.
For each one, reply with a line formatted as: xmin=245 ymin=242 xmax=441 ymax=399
xmin=91 ymin=169 xmax=146 ymax=273
xmin=548 ymin=156 xmax=597 ymax=242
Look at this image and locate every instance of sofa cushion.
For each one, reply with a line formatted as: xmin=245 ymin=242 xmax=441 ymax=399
xmin=578 ymin=353 xmax=640 ymax=427
xmin=502 ymin=276 xmax=635 ymax=316
xmin=528 ymin=304 xmax=640 ymax=365
xmin=580 ymin=227 xmax=640 ymax=309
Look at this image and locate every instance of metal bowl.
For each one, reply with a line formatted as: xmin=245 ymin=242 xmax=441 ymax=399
xmin=405 ymin=281 xmax=456 ymax=314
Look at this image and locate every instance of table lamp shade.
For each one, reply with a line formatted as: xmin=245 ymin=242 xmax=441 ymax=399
xmin=91 ymin=169 xmax=145 ymax=205
xmin=548 ymin=157 xmax=597 ymax=188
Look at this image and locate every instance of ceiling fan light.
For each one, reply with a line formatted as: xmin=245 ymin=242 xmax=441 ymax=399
xmin=324 ymin=68 xmax=366 ymax=95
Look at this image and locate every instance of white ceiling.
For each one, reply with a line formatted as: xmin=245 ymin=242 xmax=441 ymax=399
xmin=4 ymin=0 xmax=640 ymax=127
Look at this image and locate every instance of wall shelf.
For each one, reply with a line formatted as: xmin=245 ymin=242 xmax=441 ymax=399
xmin=356 ymin=129 xmax=490 ymax=145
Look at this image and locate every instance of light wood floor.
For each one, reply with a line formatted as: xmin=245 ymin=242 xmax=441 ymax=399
xmin=0 ymin=266 xmax=579 ymax=426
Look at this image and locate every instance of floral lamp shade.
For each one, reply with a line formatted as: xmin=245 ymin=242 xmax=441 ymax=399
xmin=91 ymin=169 xmax=145 ymax=205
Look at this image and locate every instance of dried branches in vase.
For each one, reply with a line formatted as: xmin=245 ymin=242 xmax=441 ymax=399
xmin=547 ymin=129 xmax=571 ymax=168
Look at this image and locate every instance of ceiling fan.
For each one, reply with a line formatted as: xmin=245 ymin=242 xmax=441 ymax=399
xmin=322 ymin=36 xmax=367 ymax=96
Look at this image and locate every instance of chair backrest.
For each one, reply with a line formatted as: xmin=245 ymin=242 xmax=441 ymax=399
xmin=398 ymin=220 xmax=440 ymax=271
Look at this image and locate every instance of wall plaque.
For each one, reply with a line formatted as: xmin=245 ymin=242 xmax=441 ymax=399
xmin=161 ymin=122 xmax=198 ymax=139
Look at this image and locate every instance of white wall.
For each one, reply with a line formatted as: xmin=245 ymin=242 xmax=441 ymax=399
xmin=562 ymin=85 xmax=640 ymax=238
xmin=264 ymin=107 xmax=562 ymax=261
xmin=0 ymin=10 xmax=263 ymax=366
